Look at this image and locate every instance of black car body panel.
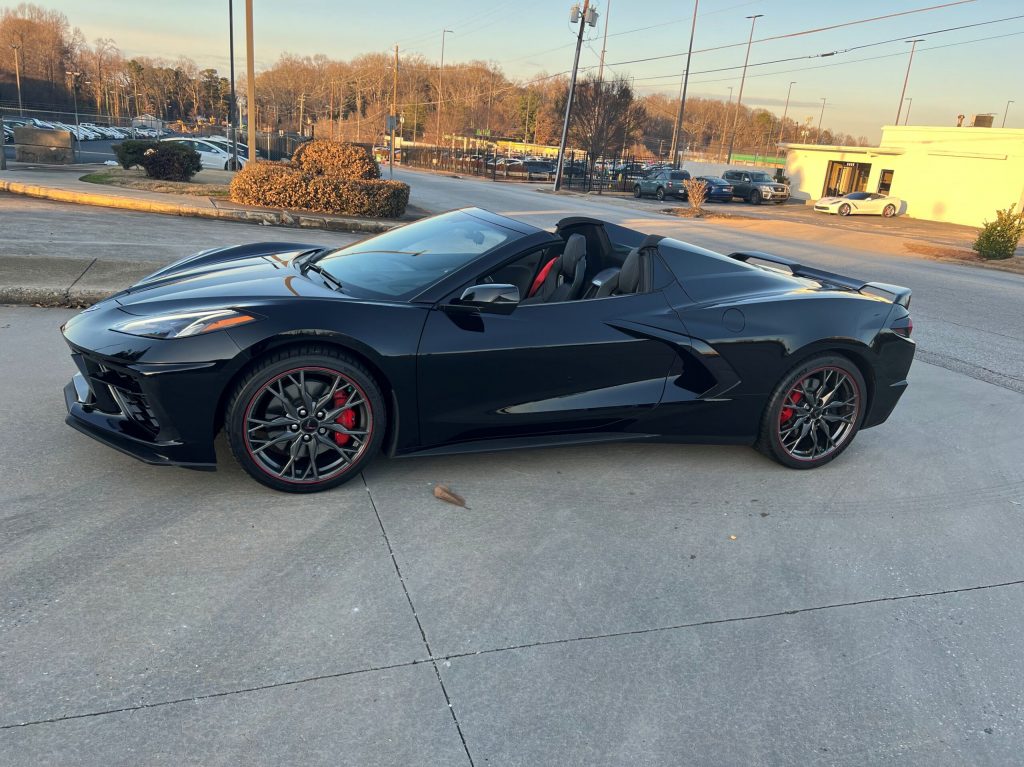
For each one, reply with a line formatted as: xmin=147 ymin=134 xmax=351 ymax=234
xmin=61 ymin=207 xmax=915 ymax=472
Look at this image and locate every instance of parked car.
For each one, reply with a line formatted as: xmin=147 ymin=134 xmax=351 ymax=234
xmin=633 ymin=169 xmax=691 ymax=201
xmin=814 ymin=192 xmax=901 ymax=218
xmin=722 ymin=169 xmax=790 ymax=204
xmin=60 ymin=208 xmax=915 ymax=492
xmin=693 ymin=176 xmax=734 ymax=203
xmin=160 ymin=137 xmax=248 ymax=170
xmin=523 ymin=160 xmax=555 ymax=180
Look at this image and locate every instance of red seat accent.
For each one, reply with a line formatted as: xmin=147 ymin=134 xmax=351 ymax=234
xmin=528 ymin=257 xmax=557 ymax=298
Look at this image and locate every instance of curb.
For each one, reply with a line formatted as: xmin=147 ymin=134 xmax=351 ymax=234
xmin=0 ymin=179 xmax=401 ymax=234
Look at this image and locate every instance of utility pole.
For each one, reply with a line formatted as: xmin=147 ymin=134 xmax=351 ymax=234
xmin=668 ymin=0 xmax=698 ymax=168
xmin=776 ymin=80 xmax=795 ymax=147
xmin=1 ymin=108 xmax=7 ymax=171
xmin=904 ymin=97 xmax=913 ymax=125
xmin=554 ymin=0 xmax=598 ymax=192
xmin=298 ymin=93 xmax=305 ymax=136
xmin=436 ymin=29 xmax=453 ymax=146
xmin=390 ymin=44 xmax=398 ymax=179
xmin=10 ymin=44 xmax=23 ymax=116
xmin=245 ymin=0 xmax=257 ymax=161
xmin=329 ymin=83 xmax=335 ymax=139
xmin=228 ymin=0 xmax=239 ymax=170
xmin=717 ymin=86 xmax=733 ymax=162
xmin=816 ymin=97 xmax=827 ymax=143
xmin=726 ymin=13 xmax=762 ymax=164
xmin=597 ymin=0 xmax=611 ymax=80
xmin=895 ymin=39 xmax=924 ymax=126
xmin=1003 ymin=100 xmax=1015 ymax=128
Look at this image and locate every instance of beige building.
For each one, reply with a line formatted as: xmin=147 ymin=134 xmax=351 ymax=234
xmin=782 ymin=125 xmax=1024 ymax=227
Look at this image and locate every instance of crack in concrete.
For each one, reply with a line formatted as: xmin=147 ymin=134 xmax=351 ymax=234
xmin=4 ymin=575 xmax=1023 ymax=733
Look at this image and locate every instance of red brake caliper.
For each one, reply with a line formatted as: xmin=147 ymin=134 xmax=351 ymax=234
xmin=780 ymin=389 xmax=803 ymax=424
xmin=332 ymin=390 xmax=357 ymax=446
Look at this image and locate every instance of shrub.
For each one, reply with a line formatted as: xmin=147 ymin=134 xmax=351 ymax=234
xmin=139 ymin=143 xmax=203 ymax=182
xmin=292 ymin=140 xmax=380 ymax=179
xmin=683 ymin=178 xmax=708 ymax=213
xmin=229 ymin=161 xmax=409 ymax=218
xmin=113 ymin=139 xmax=158 ymax=170
xmin=973 ymin=204 xmax=1024 ymax=260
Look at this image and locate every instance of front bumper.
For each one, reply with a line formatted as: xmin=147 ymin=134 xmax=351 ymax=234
xmin=64 ymin=374 xmax=215 ymax=469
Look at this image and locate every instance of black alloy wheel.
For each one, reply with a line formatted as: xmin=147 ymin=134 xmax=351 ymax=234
xmin=749 ymin=190 xmax=762 ymax=205
xmin=838 ymin=203 xmax=852 ymax=216
xmin=226 ymin=346 xmax=385 ymax=492
xmin=755 ymin=354 xmax=866 ymax=469
xmin=633 ymin=185 xmax=642 ymax=198
xmin=656 ymin=187 xmax=666 ymax=201
xmin=883 ymin=204 xmax=896 ymax=217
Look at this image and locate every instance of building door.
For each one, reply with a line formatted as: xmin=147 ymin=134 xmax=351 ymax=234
xmin=823 ymin=161 xmax=872 ymax=197
xmin=877 ymin=169 xmax=894 ymax=195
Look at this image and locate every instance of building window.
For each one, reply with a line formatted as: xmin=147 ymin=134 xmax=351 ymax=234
xmin=878 ymin=169 xmax=894 ymax=195
xmin=823 ymin=161 xmax=872 ymax=197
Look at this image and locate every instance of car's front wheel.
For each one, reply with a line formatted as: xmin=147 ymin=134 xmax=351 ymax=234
xmin=882 ymin=204 xmax=896 ymax=217
xmin=226 ymin=346 xmax=386 ymax=492
xmin=838 ymin=203 xmax=851 ymax=216
xmin=755 ymin=354 xmax=866 ymax=470
xmin=633 ymin=185 xmax=642 ymax=198
xmin=748 ymin=190 xmax=762 ymax=205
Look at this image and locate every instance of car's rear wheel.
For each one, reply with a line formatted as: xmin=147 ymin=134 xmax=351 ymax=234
xmin=656 ymin=187 xmax=665 ymax=201
xmin=633 ymin=185 xmax=642 ymax=198
xmin=755 ymin=354 xmax=866 ymax=470
xmin=882 ymin=204 xmax=896 ymax=217
xmin=838 ymin=203 xmax=851 ymax=216
xmin=226 ymin=346 xmax=385 ymax=492
xmin=748 ymin=190 xmax=762 ymax=205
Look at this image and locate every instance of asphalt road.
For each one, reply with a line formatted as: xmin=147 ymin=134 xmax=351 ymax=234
xmin=2 ymin=306 xmax=1023 ymax=765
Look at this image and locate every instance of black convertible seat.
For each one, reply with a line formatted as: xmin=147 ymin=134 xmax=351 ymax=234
xmin=524 ymin=233 xmax=588 ymax=304
xmin=616 ymin=247 xmax=642 ymax=294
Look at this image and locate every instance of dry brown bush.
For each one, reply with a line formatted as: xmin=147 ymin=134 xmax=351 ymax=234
xmin=229 ymin=161 xmax=408 ymax=217
xmin=683 ymin=178 xmax=708 ymax=213
xmin=291 ymin=140 xmax=380 ymax=179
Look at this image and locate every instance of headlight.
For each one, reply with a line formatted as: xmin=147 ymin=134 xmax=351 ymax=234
xmin=759 ymin=185 xmax=773 ymax=191
xmin=113 ymin=309 xmax=257 ymax=339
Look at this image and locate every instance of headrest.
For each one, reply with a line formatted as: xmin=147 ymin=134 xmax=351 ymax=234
xmin=618 ymin=248 xmax=642 ymax=293
xmin=561 ymin=234 xmax=586 ymax=276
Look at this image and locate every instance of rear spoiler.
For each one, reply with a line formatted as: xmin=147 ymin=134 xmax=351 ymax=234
xmin=728 ymin=250 xmax=911 ymax=309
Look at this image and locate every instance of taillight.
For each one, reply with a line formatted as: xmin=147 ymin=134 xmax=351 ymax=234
xmin=891 ymin=314 xmax=913 ymax=338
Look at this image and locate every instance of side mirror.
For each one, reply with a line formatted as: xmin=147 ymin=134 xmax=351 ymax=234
xmin=457 ymin=283 xmax=520 ymax=314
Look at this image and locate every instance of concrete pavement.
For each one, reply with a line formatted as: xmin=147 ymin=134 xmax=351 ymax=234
xmin=2 ymin=306 xmax=1023 ymax=765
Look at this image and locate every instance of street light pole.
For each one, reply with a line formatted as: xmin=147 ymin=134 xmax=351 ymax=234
xmin=668 ymin=0 xmax=698 ymax=169
xmin=245 ymin=0 xmax=257 ymax=162
xmin=553 ymin=0 xmax=596 ymax=192
xmin=66 ymin=71 xmax=81 ymax=162
xmin=228 ymin=0 xmax=239 ymax=170
xmin=895 ymin=39 xmax=924 ymax=125
xmin=597 ymin=0 xmax=611 ymax=81
xmin=776 ymin=80 xmax=795 ymax=147
xmin=816 ymin=97 xmax=826 ymax=143
xmin=716 ymin=86 xmax=733 ymax=162
xmin=725 ymin=13 xmax=763 ymax=165
xmin=436 ymin=29 xmax=452 ymax=146
xmin=10 ymin=44 xmax=23 ymax=116
xmin=904 ymin=97 xmax=913 ymax=125
xmin=1002 ymin=100 xmax=1014 ymax=128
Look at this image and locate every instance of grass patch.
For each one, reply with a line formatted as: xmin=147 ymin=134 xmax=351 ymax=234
xmin=80 ymin=167 xmax=230 ymax=197
xmin=661 ymin=206 xmax=746 ymax=220
xmin=903 ymin=242 xmax=1024 ymax=275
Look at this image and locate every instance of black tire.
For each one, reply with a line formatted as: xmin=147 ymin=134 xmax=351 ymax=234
xmin=754 ymin=354 xmax=866 ymax=470
xmin=633 ymin=185 xmax=642 ymax=198
xmin=838 ymin=203 xmax=851 ymax=216
xmin=225 ymin=345 xmax=386 ymax=492
xmin=882 ymin=204 xmax=896 ymax=218
xmin=656 ymin=187 xmax=665 ymax=201
xmin=224 ymin=160 xmax=231 ymax=171
xmin=748 ymin=190 xmax=762 ymax=205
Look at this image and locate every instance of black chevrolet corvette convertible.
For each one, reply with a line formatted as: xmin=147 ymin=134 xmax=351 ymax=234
xmin=61 ymin=208 xmax=915 ymax=492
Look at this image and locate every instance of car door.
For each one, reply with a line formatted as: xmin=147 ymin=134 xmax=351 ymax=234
xmin=415 ymin=254 xmax=681 ymax=448
xmin=191 ymin=140 xmax=226 ymax=169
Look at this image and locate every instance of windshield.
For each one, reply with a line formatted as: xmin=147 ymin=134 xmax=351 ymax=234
xmin=750 ymin=172 xmax=774 ymax=182
xmin=313 ymin=210 xmax=517 ymax=299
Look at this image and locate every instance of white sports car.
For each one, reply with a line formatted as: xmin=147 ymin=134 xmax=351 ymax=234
xmin=814 ymin=192 xmax=901 ymax=217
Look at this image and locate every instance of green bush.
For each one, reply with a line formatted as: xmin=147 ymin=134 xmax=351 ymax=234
xmin=291 ymin=140 xmax=380 ymax=179
xmin=229 ymin=160 xmax=408 ymax=218
xmin=112 ymin=139 xmax=158 ymax=170
xmin=973 ymin=204 xmax=1024 ymax=260
xmin=139 ymin=143 xmax=203 ymax=182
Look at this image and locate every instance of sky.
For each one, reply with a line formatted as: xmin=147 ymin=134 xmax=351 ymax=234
xmin=50 ymin=0 xmax=1024 ymax=141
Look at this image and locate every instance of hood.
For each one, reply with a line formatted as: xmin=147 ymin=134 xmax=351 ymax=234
xmin=113 ymin=245 xmax=342 ymax=314
xmin=816 ymin=196 xmax=843 ymax=205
